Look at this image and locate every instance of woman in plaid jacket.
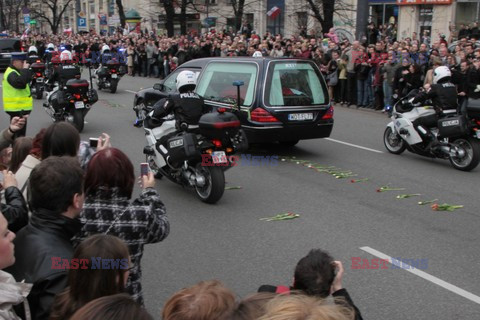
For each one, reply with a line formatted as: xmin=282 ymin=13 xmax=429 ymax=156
xmin=73 ymin=147 xmax=169 ymax=305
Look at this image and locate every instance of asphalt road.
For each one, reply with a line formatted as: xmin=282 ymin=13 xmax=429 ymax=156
xmin=1 ymin=72 xmax=479 ymax=319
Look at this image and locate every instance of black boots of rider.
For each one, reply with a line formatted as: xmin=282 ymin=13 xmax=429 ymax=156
xmin=416 ymin=125 xmax=438 ymax=150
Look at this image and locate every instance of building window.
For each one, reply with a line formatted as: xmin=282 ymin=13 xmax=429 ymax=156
xmin=266 ymin=0 xmax=284 ymax=35
xmin=296 ymin=12 xmax=307 ymax=29
xmin=89 ymin=0 xmax=95 ymax=15
xmin=419 ymin=5 xmax=433 ymax=37
xmin=456 ymin=2 xmax=480 ymax=28
xmin=245 ymin=13 xmax=254 ymax=26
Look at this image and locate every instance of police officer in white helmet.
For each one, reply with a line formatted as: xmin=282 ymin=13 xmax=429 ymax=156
xmin=148 ymin=70 xmax=210 ymax=147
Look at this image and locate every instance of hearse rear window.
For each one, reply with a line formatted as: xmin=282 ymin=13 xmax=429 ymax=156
xmin=196 ymin=62 xmax=257 ymax=106
xmin=265 ymin=61 xmax=327 ymax=106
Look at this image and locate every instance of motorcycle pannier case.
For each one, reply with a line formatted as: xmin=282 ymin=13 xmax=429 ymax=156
xmin=52 ymin=91 xmax=68 ymax=110
xmin=466 ymin=98 xmax=480 ymax=119
xmin=166 ymin=133 xmax=199 ymax=165
xmin=65 ymin=79 xmax=89 ymax=94
xmin=198 ymin=111 xmax=241 ymax=140
xmin=437 ymin=115 xmax=468 ymax=137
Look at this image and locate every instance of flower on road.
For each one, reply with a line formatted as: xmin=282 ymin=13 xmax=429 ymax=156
xmin=376 ymin=185 xmax=406 ymax=192
xmin=396 ymin=193 xmax=422 ymax=199
xmin=418 ymin=199 xmax=438 ymax=205
xmin=431 ymin=203 xmax=464 ymax=211
xmin=260 ymin=212 xmax=300 ymax=221
xmin=225 ymin=186 xmax=242 ymax=190
xmin=351 ymin=178 xmax=369 ymax=183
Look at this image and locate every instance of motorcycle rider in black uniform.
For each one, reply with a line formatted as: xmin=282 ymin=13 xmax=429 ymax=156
xmin=27 ymin=46 xmax=41 ymax=64
xmin=149 ymin=70 xmax=210 ymax=157
xmin=411 ymin=66 xmax=458 ymax=148
xmin=44 ymin=50 xmax=81 ymax=115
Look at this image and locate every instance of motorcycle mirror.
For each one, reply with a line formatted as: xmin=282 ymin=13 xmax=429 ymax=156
xmin=153 ymin=83 xmax=165 ymax=91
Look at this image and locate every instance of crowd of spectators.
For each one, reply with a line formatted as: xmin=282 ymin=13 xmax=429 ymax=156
xmin=9 ymin=20 xmax=480 ymax=116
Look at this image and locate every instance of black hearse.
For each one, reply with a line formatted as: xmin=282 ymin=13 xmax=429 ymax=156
xmin=133 ymin=57 xmax=333 ymax=146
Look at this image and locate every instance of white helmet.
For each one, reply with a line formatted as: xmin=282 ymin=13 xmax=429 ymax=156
xmin=60 ymin=50 xmax=72 ymax=62
xmin=47 ymin=43 xmax=55 ymax=50
xmin=433 ymin=66 xmax=451 ymax=84
xmin=101 ymin=44 xmax=110 ymax=54
xmin=28 ymin=46 xmax=37 ymax=54
xmin=176 ymin=70 xmax=197 ymax=92
xmin=252 ymin=51 xmax=262 ymax=58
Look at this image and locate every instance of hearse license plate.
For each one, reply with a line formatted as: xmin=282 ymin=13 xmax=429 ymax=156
xmin=111 ymin=74 xmax=118 ymax=79
xmin=212 ymin=151 xmax=227 ymax=164
xmin=74 ymin=101 xmax=85 ymax=109
xmin=288 ymin=113 xmax=313 ymax=121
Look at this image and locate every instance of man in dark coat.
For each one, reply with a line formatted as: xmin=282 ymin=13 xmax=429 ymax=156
xmin=6 ymin=157 xmax=84 ymax=320
xmin=258 ymin=249 xmax=364 ymax=320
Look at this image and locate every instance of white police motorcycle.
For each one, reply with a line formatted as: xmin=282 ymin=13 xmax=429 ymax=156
xmin=384 ymin=90 xmax=480 ymax=171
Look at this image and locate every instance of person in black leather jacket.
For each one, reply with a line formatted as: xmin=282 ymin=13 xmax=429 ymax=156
xmin=151 ymin=70 xmax=208 ymax=130
xmin=5 ymin=157 xmax=84 ymax=320
xmin=46 ymin=50 xmax=81 ymax=88
xmin=412 ymin=66 xmax=458 ymax=146
xmin=1 ymin=170 xmax=28 ymax=233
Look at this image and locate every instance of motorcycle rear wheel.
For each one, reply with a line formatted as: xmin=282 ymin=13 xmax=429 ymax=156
xmin=110 ymin=82 xmax=117 ymax=93
xmin=72 ymin=109 xmax=84 ymax=132
xmin=194 ymin=164 xmax=225 ymax=204
xmin=35 ymin=85 xmax=43 ymax=99
xmin=449 ymin=137 xmax=480 ymax=171
xmin=384 ymin=127 xmax=406 ymax=154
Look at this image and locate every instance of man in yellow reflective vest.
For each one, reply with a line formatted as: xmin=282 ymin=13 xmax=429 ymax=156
xmin=2 ymin=52 xmax=32 ymax=138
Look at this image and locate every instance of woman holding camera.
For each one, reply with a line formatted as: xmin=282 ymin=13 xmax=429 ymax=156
xmin=73 ymin=147 xmax=169 ymax=306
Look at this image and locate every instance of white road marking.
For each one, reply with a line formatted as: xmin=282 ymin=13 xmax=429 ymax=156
xmin=360 ymin=246 xmax=480 ymax=305
xmin=125 ymin=90 xmax=137 ymax=94
xmin=325 ymin=138 xmax=384 ymax=154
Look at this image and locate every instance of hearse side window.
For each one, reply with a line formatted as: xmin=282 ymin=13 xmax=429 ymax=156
xmin=266 ymin=62 xmax=327 ymax=106
xmin=164 ymin=69 xmax=200 ymax=92
xmin=196 ymin=62 xmax=257 ymax=106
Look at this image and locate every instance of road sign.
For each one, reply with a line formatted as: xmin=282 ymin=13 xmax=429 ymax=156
xmin=78 ymin=12 xmax=87 ymax=30
xmin=23 ymin=14 xmax=30 ymax=24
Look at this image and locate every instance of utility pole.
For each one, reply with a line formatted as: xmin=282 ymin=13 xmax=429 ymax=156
xmin=355 ymin=0 xmax=369 ymax=41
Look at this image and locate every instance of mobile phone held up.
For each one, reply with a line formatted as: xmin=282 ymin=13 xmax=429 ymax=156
xmin=89 ymin=138 xmax=99 ymax=148
xmin=140 ymin=163 xmax=150 ymax=176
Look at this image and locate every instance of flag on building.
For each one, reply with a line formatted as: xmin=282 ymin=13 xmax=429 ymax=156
xmin=267 ymin=6 xmax=281 ymax=19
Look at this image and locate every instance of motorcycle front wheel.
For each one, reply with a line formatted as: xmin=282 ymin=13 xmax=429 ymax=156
xmin=449 ymin=137 xmax=480 ymax=171
xmin=384 ymin=127 xmax=406 ymax=154
xmin=194 ymin=163 xmax=225 ymax=204
xmin=72 ymin=109 xmax=84 ymax=132
xmin=145 ymin=154 xmax=163 ymax=179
